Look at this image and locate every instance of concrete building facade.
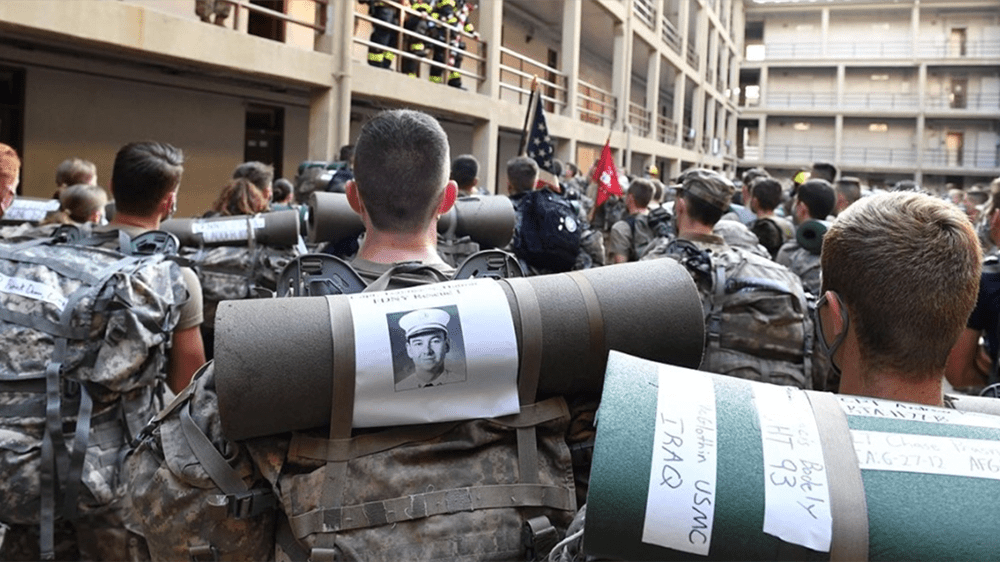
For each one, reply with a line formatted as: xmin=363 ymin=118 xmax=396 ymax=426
xmin=739 ymin=0 xmax=1000 ymax=191
xmin=0 ymin=0 xmax=742 ymax=216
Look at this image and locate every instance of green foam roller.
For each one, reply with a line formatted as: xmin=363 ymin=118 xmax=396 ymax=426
xmin=585 ymin=351 xmax=1000 ymax=561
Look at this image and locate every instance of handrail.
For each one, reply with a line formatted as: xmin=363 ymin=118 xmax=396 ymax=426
xmin=633 ymin=0 xmax=656 ymax=29
xmin=578 ymin=79 xmax=617 ymax=126
xmin=628 ymin=101 xmax=651 ymax=136
xmin=499 ymin=46 xmax=567 ymax=109
xmin=657 ymin=115 xmax=678 ymax=144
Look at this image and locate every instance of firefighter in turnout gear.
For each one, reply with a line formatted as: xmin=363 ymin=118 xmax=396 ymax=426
xmin=401 ymin=1 xmax=433 ymax=77
xmin=428 ymin=0 xmax=457 ymax=84
xmin=361 ymin=0 xmax=399 ymax=69
xmin=447 ymin=2 xmax=477 ymax=88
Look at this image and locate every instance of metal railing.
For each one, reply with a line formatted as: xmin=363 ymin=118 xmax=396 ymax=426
xmin=840 ymin=147 xmax=916 ymax=166
xmin=764 ymin=92 xmax=837 ymax=109
xmin=578 ymin=80 xmax=617 ymax=127
xmin=686 ymin=40 xmax=699 ymax=68
xmin=762 ymin=145 xmax=835 ymax=163
xmin=628 ymin=102 xmax=651 ymax=137
xmin=662 ymin=17 xmax=681 ymax=55
xmin=924 ymin=150 xmax=1000 ymax=169
xmin=205 ymin=0 xmax=327 ymax=47
xmin=633 ymin=0 xmax=656 ymax=30
xmin=842 ymin=92 xmax=919 ymax=110
xmin=762 ymin=40 xmax=1000 ymax=60
xmin=924 ymin=92 xmax=1000 ymax=111
xmin=353 ymin=0 xmax=486 ymax=88
xmin=499 ymin=47 xmax=568 ymax=111
xmin=657 ymin=115 xmax=679 ymax=144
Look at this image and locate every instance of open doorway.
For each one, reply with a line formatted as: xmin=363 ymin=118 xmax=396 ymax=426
xmin=245 ymin=104 xmax=284 ymax=178
xmin=946 ymin=131 xmax=964 ymax=167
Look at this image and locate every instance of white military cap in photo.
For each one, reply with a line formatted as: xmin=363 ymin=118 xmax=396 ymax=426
xmin=399 ymin=308 xmax=451 ymax=339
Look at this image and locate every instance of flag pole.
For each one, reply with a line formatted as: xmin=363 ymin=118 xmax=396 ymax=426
xmin=518 ymin=76 xmax=540 ymax=156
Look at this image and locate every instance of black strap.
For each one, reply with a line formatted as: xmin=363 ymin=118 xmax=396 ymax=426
xmin=39 ymin=339 xmax=68 ymax=561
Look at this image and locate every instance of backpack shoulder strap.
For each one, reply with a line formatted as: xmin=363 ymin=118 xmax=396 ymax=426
xmin=453 ymin=249 xmax=525 ymax=280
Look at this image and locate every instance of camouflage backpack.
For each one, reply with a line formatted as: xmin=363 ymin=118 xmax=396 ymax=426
xmin=0 ymin=228 xmax=186 ymax=559
xmin=663 ymin=238 xmax=813 ymax=389
xmin=126 ymin=253 xmax=573 ymax=562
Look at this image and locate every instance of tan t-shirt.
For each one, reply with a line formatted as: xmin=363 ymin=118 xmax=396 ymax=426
xmin=96 ymin=224 xmax=203 ymax=330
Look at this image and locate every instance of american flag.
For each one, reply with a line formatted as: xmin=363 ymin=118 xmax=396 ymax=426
xmin=520 ymin=85 xmax=559 ymax=188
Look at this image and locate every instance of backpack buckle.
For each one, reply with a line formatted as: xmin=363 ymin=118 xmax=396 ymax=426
xmin=207 ymin=488 xmax=277 ymax=520
xmin=188 ymin=544 xmax=219 ymax=562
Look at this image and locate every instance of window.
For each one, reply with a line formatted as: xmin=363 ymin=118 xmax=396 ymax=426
xmin=869 ymin=123 xmax=888 ymax=132
xmin=870 ymin=74 xmax=890 ymax=81
xmin=745 ymin=44 xmax=766 ymax=61
xmin=793 ymin=122 xmax=810 ymax=131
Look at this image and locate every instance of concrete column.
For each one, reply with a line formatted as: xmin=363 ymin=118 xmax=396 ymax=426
xmin=472 ymin=120 xmax=499 ymax=194
xmin=612 ymin=15 xmax=632 ymax=131
xmin=918 ymin=63 xmax=927 ymax=108
xmin=478 ymin=0 xmax=503 ymax=99
xmin=673 ymin=72 xmax=687 ymax=146
xmin=911 ymin=3 xmax=920 ymax=56
xmin=562 ymin=0 xmax=582 ymax=120
xmin=653 ymin=0 xmax=665 ymax=38
xmin=646 ymin=49 xmax=661 ymax=139
xmin=696 ymin=4 xmax=709 ymax=74
xmin=759 ymin=115 xmax=767 ymax=160
xmin=679 ymin=0 xmax=690 ymax=64
xmin=821 ymin=8 xmax=829 ymax=57
xmin=308 ymin=0 xmax=352 ymax=160
xmin=836 ymin=64 xmax=845 ymax=107
xmin=916 ymin=113 xmax=926 ymax=177
xmin=759 ymin=65 xmax=768 ymax=106
xmin=834 ymin=114 xmax=844 ymax=163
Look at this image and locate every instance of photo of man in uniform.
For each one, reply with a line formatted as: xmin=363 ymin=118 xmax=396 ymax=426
xmin=394 ymin=307 xmax=466 ymax=391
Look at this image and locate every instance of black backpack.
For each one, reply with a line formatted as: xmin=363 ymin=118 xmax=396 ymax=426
xmin=511 ymin=189 xmax=582 ymax=273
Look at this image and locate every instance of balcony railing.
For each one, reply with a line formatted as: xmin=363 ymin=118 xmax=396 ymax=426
xmin=578 ymin=80 xmax=617 ymax=127
xmin=352 ymin=0 xmax=486 ymax=89
xmin=924 ymin=92 xmax=1000 ymax=111
xmin=842 ymin=92 xmax=919 ymax=110
xmin=499 ymin=47 xmax=568 ymax=112
xmin=761 ymin=40 xmax=1000 ymax=60
xmin=764 ymin=92 xmax=837 ymax=109
xmin=628 ymin=102 xmax=651 ymax=137
xmin=763 ymin=145 xmax=835 ymax=163
xmin=658 ymin=116 xmax=679 ymax=144
xmin=841 ymin=147 xmax=916 ymax=167
xmin=199 ymin=0 xmax=328 ymax=50
xmin=924 ymin=150 xmax=1000 ymax=169
xmin=686 ymin=40 xmax=699 ymax=68
xmin=662 ymin=17 xmax=681 ymax=55
xmin=633 ymin=0 xmax=656 ymax=30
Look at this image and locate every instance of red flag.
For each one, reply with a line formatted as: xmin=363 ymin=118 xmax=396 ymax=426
xmin=592 ymin=142 xmax=623 ymax=208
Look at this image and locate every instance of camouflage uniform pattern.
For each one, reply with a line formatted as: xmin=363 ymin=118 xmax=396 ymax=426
xmin=0 ymin=237 xmax=185 ymax=557
xmin=776 ymin=239 xmax=822 ymax=297
xmin=258 ymin=399 xmax=576 ymax=561
xmin=126 ymin=364 xmax=276 ymax=562
xmin=181 ymin=245 xmax=298 ymax=328
xmin=644 ymin=234 xmax=813 ymax=389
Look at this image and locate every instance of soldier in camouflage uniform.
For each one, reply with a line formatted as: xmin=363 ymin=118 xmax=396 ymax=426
xmin=775 ymin=179 xmax=836 ymax=297
xmin=607 ymin=178 xmax=656 ymax=263
xmin=0 ymin=141 xmax=205 ymax=561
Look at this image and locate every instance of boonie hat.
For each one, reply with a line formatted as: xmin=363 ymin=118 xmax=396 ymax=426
xmin=399 ymin=308 xmax=451 ymax=339
xmin=673 ymin=168 xmax=735 ymax=211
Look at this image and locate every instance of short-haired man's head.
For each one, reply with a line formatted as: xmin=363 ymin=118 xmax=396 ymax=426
xmin=821 ymin=192 xmax=981 ymax=378
xmin=797 ymin=179 xmax=836 ymax=219
xmin=60 ymin=184 xmax=109 ymax=223
xmin=741 ymin=167 xmax=769 ymax=187
xmin=353 ymin=110 xmax=450 ymax=233
xmin=339 ymin=144 xmax=355 ymax=164
xmin=450 ymin=154 xmax=479 ymax=189
xmin=810 ymin=161 xmax=838 ymax=183
xmin=627 ymin=178 xmax=655 ymax=209
xmin=677 ymin=168 xmax=734 ymax=226
xmin=232 ymin=161 xmax=274 ymax=192
xmin=111 ymin=141 xmax=184 ymax=216
xmin=56 ymin=158 xmax=97 ymax=187
xmin=506 ymin=156 xmax=538 ymax=195
xmin=836 ymin=177 xmax=862 ymax=205
xmin=749 ymin=177 xmax=782 ymax=212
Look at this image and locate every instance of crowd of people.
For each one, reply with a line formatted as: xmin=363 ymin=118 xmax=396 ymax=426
xmin=0 ymin=106 xmax=999 ymax=560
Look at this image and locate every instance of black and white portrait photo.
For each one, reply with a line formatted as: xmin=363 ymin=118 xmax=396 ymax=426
xmin=388 ymin=306 xmax=467 ymax=391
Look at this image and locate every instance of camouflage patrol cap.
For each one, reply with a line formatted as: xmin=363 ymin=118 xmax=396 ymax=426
xmin=674 ymin=168 xmax=735 ymax=211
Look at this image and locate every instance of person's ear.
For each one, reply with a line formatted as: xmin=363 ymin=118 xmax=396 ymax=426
xmin=437 ymin=180 xmax=458 ymax=216
xmin=821 ymin=290 xmax=847 ymax=342
xmin=346 ymin=180 xmax=365 ymax=216
xmin=160 ymin=190 xmax=176 ymax=218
